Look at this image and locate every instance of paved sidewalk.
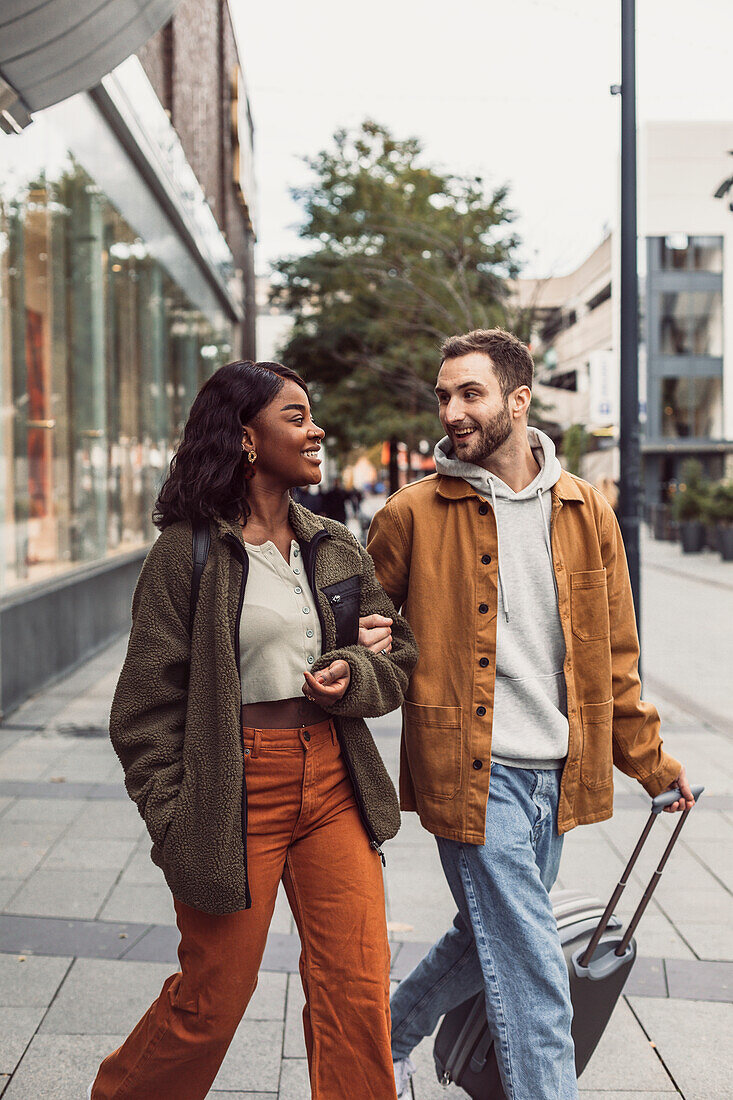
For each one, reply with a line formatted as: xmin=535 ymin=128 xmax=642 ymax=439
xmin=1 ymin=537 xmax=732 ymax=1098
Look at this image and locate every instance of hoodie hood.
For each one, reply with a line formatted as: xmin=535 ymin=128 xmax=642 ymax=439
xmin=433 ymin=426 xmax=562 ymax=497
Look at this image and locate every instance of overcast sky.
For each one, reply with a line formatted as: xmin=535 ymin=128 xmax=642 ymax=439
xmin=231 ymin=0 xmax=733 ymax=280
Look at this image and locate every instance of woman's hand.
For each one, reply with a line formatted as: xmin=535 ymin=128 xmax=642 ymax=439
xmin=358 ymin=614 xmax=393 ymax=654
xmin=302 ymin=660 xmax=351 ymax=704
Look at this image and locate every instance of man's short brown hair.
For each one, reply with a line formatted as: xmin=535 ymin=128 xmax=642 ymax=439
xmin=440 ymin=328 xmax=534 ymax=397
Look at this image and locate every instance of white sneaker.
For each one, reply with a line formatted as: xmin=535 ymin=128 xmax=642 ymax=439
xmin=394 ymin=1056 xmax=415 ymax=1098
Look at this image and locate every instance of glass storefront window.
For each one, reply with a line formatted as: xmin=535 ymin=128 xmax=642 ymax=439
xmin=0 ymin=151 xmax=232 ymax=591
xmin=659 ymin=235 xmax=723 ymax=272
xmin=661 ymin=376 xmax=723 ymax=439
xmin=659 ymin=290 xmax=723 ymax=356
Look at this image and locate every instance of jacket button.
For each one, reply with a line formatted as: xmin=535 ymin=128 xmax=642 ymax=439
xmin=482 ymin=554 xmax=492 ymax=565
xmin=476 ymin=706 xmax=486 ymax=716
xmin=472 ymin=759 xmax=483 ymax=770
xmin=478 ymin=503 xmax=489 ymax=515
xmin=479 ymin=657 xmax=489 ymax=668
xmin=302 ymin=731 xmax=311 ymax=742
xmin=479 ymin=603 xmax=489 ymax=614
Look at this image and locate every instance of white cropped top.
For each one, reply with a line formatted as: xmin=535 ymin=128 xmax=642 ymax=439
xmin=239 ymin=540 xmax=323 ymax=704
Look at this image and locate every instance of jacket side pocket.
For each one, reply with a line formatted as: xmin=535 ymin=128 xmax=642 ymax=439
xmin=322 ymin=576 xmax=361 ymax=647
xmin=580 ymin=698 xmax=614 ymax=790
xmin=403 ymin=701 xmax=463 ymax=801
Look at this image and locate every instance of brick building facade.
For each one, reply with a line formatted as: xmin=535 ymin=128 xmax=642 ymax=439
xmin=139 ymin=0 xmax=257 ymax=357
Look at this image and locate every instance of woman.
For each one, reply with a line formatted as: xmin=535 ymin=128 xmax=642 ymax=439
xmin=90 ymin=361 xmax=417 ymax=1099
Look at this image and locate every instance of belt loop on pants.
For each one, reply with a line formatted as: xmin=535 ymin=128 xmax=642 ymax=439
xmin=246 ymin=728 xmax=262 ymax=759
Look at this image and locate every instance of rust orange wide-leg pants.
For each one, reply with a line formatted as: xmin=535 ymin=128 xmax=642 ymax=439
xmin=91 ymin=719 xmax=397 ymax=1100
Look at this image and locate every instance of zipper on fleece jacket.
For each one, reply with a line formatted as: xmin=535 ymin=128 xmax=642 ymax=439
xmin=224 ymin=532 xmax=252 ymax=908
xmin=304 ymin=530 xmax=386 ymax=865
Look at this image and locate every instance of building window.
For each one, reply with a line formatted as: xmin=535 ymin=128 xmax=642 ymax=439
xmin=661 ymin=376 xmax=723 ymax=439
xmin=659 ymin=290 xmax=723 ymax=356
xmin=659 ymin=234 xmax=723 ymax=273
xmin=0 ymin=154 xmax=232 ymax=591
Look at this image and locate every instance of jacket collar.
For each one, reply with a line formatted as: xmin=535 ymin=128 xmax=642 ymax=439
xmin=435 ymin=468 xmax=585 ymax=503
xmin=212 ymin=499 xmax=328 ymax=547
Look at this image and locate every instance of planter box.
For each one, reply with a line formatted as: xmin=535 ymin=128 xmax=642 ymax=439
xmin=705 ymin=523 xmax=719 ymax=552
xmin=680 ymin=521 xmax=705 ymax=554
xmin=719 ymin=526 xmax=733 ymax=562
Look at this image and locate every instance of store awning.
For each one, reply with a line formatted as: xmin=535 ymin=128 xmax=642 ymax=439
xmin=0 ymin=0 xmax=180 ymax=133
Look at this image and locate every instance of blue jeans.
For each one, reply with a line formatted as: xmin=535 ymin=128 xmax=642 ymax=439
xmin=390 ymin=763 xmax=578 ymax=1100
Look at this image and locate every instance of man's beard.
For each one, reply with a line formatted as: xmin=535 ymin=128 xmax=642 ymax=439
xmin=453 ymin=402 xmax=512 ymax=464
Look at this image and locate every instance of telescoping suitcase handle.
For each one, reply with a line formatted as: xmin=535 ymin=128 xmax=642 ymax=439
xmin=578 ymin=783 xmax=704 ymax=969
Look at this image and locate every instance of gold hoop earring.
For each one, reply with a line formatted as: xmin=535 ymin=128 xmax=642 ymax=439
xmin=247 ymin=450 xmax=257 ymax=464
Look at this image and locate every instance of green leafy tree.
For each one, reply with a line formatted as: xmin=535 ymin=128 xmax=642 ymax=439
xmin=272 ymin=121 xmax=525 ymax=458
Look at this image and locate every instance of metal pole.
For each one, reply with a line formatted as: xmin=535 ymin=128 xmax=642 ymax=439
xmin=617 ymin=0 xmax=642 ymax=639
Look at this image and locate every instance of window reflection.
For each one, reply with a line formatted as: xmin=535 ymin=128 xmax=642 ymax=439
xmin=659 ymin=235 xmax=723 ymax=272
xmin=0 ymin=157 xmax=232 ymax=590
xmin=659 ymin=291 xmax=723 ymax=356
xmin=661 ymin=377 xmax=723 ymax=439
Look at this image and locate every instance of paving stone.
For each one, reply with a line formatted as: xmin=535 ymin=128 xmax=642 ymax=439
xmin=0 ymin=1074 xmax=9 ymax=1096
xmin=630 ymin=913 xmax=697 ymax=961
xmin=0 ymin=914 xmax=151 ymax=960
xmin=118 ymin=849 xmax=167 ymax=887
xmin=0 ymin=797 xmax=86 ymax=823
xmin=246 ymin=970 xmax=287 ymax=1021
xmin=283 ymin=973 xmax=306 ymax=1058
xmin=98 ymin=882 xmax=177 ymax=925
xmin=1 ymin=1032 xmax=126 ymax=1100
xmin=0 ymin=747 xmax=68 ymax=781
xmin=674 ymin=921 xmax=733 ymax=960
xmin=44 ymin=838 xmax=137 ymax=872
xmin=665 ymin=958 xmax=733 ymax=1002
xmin=0 ymin=1005 xmax=46 ymax=1073
xmin=623 ymin=956 xmax=667 ymax=998
xmin=0 ymin=797 xmax=12 ymax=818
xmin=40 ymin=957 xmax=174 ymax=1035
xmin=391 ymin=939 xmax=433 ymax=982
xmin=260 ymin=932 xmax=301 ymax=973
xmin=210 ymin=1019 xmax=283 ymax=1092
xmin=385 ymin=847 xmax=456 ymax=943
xmin=578 ymin=1093 xmax=679 ymax=1098
xmin=0 ymin=880 xmax=22 ymax=909
xmin=578 ymin=997 xmax=674 ymax=1092
xmin=653 ymin=884 xmax=733 ymax=924
xmin=268 ymin=882 xmax=294 ymax=935
xmin=0 ymin=953 xmax=71 ymax=1006
xmin=120 ymin=922 xmax=180 ymax=963
xmin=3 ymin=867 xmax=121 ymax=919
xmin=629 ymin=997 xmax=733 ymax=1099
xmin=278 ymin=1057 xmax=311 ymax=1100
xmin=63 ymin=801 xmax=145 ymax=841
xmin=1 ymin=844 xmax=48 ymax=879
xmin=0 ymin=820 xmax=70 ymax=847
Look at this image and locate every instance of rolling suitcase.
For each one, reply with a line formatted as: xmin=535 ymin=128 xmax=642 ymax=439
xmin=433 ymin=783 xmax=704 ymax=1097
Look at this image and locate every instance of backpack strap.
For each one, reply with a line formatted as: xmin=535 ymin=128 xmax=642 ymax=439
xmin=189 ymin=522 xmax=211 ymax=636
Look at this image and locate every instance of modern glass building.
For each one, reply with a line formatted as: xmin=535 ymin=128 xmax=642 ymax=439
xmin=0 ymin=49 xmax=250 ymax=715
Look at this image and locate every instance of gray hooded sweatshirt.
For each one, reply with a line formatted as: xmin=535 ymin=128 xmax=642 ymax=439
xmin=434 ymin=427 xmax=569 ymax=769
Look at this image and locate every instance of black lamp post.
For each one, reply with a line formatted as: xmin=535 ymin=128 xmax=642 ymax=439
xmin=613 ymin=0 xmax=642 ymax=639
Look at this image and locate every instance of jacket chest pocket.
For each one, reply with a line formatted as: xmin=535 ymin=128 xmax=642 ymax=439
xmin=321 ymin=576 xmax=361 ymax=648
xmin=570 ymin=569 xmax=609 ymax=641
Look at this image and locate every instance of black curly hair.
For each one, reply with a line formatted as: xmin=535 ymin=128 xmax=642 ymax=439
xmin=153 ymin=360 xmax=310 ymax=530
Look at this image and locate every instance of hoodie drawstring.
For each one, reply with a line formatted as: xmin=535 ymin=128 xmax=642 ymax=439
xmin=489 ymin=478 xmax=510 ymax=622
xmin=537 ymin=488 xmax=559 ymax=600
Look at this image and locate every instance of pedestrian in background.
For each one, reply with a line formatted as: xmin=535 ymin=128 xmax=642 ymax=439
xmin=89 ymin=360 xmax=417 ymax=1100
xmin=367 ymin=328 xmax=693 ymax=1100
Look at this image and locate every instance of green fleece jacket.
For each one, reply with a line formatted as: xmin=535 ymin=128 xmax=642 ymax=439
xmin=108 ymin=501 xmax=418 ymax=915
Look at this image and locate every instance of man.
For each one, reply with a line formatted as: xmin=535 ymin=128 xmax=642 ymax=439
xmin=365 ymin=328 xmax=693 ymax=1100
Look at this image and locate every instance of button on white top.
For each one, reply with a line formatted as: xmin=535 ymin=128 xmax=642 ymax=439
xmin=294 ymin=586 xmax=302 ymax=594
